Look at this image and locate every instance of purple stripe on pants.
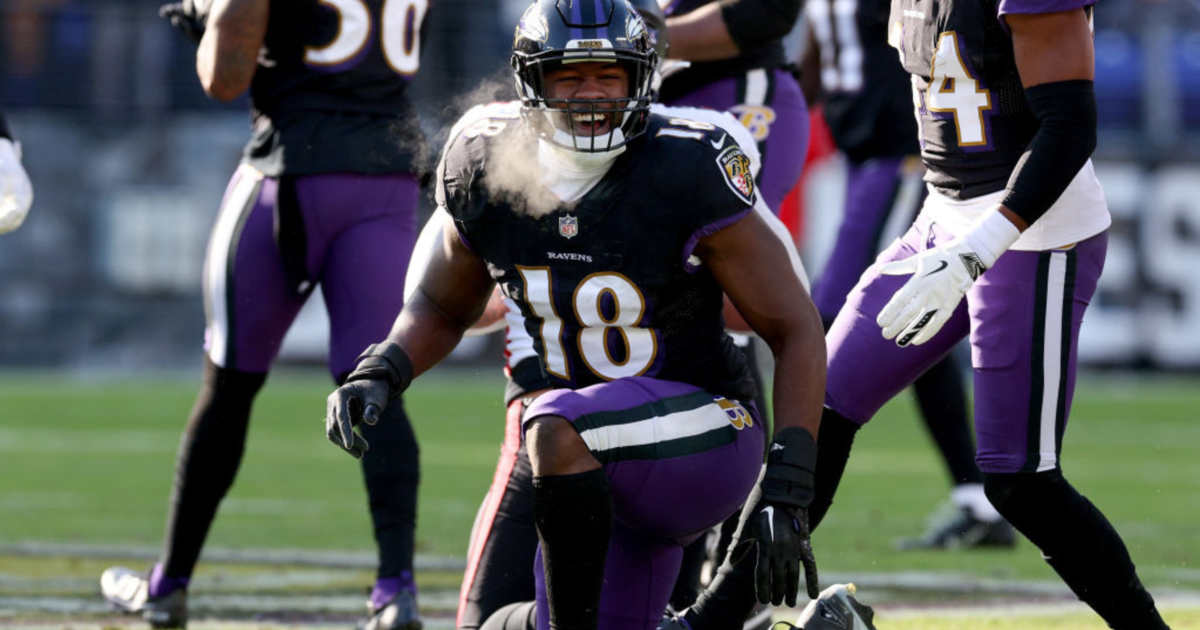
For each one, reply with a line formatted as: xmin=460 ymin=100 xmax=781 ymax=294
xmin=664 ymin=69 xmax=809 ymax=214
xmin=525 ymin=377 xmax=765 ymax=630
xmin=825 ymin=214 xmax=1107 ymax=473
xmin=204 ymin=170 xmax=419 ymax=377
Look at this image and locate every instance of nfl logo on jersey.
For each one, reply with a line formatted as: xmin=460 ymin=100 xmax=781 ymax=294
xmin=559 ymin=214 xmax=579 ymax=239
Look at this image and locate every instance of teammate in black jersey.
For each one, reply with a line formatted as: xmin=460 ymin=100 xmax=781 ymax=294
xmin=324 ymin=2 xmax=826 ymax=630
xmin=672 ymin=0 xmax=1174 ymax=628
xmin=101 ymin=1 xmax=429 ymax=629
xmin=0 ymin=110 xmax=33 ymax=234
xmin=658 ymin=0 xmax=807 ymax=215
xmin=800 ymin=0 xmax=1014 ymax=550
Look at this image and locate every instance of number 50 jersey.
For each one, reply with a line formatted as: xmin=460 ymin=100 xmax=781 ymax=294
xmin=438 ymin=113 xmax=760 ymax=400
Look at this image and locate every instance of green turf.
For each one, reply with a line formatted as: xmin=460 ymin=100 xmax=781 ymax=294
xmin=1 ymin=368 xmax=1198 ymax=593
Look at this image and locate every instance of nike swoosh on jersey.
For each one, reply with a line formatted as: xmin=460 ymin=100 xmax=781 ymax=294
xmin=711 ymin=133 xmax=726 ymax=149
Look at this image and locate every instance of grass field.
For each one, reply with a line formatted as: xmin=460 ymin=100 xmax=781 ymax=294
xmin=2 ymin=366 xmax=1199 ymax=628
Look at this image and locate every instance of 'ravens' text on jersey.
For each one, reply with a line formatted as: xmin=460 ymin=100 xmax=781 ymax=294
xmin=438 ymin=113 xmax=759 ymax=400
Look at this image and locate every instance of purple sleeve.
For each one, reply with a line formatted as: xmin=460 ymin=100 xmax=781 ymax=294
xmin=681 ymin=209 xmax=753 ymax=274
xmin=997 ymin=0 xmax=1095 ymax=21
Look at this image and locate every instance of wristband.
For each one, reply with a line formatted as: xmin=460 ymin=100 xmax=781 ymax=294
xmin=960 ymin=207 xmax=1022 ymax=269
xmin=345 ymin=342 xmax=414 ymax=401
xmin=762 ymin=426 xmax=817 ymax=508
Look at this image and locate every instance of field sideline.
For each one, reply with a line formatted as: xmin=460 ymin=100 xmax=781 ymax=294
xmin=1 ymin=367 xmax=1198 ymax=628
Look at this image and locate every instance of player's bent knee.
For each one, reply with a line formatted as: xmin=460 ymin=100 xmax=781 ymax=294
xmin=526 ymin=415 xmax=597 ymax=476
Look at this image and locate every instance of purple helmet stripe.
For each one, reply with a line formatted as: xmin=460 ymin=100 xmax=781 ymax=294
xmin=595 ymin=0 xmax=609 ymax=40
xmin=571 ymin=0 xmax=584 ymax=40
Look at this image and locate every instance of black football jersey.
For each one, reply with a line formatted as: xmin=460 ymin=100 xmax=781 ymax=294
xmin=658 ymin=0 xmax=788 ymax=101
xmin=808 ymin=0 xmax=916 ymax=162
xmin=438 ymin=114 xmax=759 ymax=400
xmin=244 ymin=0 xmax=429 ymax=176
xmin=889 ymin=0 xmax=1054 ymax=199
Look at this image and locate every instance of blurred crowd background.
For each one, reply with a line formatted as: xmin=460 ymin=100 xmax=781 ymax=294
xmin=1 ymin=0 xmax=1199 ymax=372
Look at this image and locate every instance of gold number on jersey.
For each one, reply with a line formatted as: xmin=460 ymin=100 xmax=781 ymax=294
xmin=305 ymin=0 xmax=428 ymax=76
xmin=518 ymin=267 xmax=570 ymax=380
xmin=572 ymin=273 xmax=657 ymax=380
xmin=926 ymin=31 xmax=993 ymax=147
xmin=517 ymin=268 xmax=658 ymax=381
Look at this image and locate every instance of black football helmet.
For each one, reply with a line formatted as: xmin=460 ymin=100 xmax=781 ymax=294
xmin=511 ymin=0 xmax=658 ymax=152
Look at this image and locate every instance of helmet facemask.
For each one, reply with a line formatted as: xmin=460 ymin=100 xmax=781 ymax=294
xmin=512 ymin=0 xmax=658 ymax=153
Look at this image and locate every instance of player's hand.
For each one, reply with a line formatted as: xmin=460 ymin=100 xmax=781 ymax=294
xmin=875 ymin=238 xmax=984 ymax=347
xmin=732 ymin=427 xmax=820 ymax=606
xmin=0 ymin=139 xmax=33 ymax=235
xmin=324 ymin=342 xmax=414 ymax=459
xmin=325 ymin=378 xmax=389 ymax=459
xmin=159 ymin=0 xmax=210 ymax=44
xmin=747 ymin=500 xmax=819 ymax=606
xmin=877 ymin=208 xmax=1021 ymax=347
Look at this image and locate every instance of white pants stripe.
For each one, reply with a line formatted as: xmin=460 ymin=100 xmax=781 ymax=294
xmin=203 ymin=165 xmax=264 ymax=368
xmin=1036 ymin=251 xmax=1069 ymax=472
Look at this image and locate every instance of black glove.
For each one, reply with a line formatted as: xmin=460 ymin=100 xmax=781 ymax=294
xmin=732 ymin=427 xmax=820 ymax=606
xmin=159 ymin=0 xmax=210 ymax=44
xmin=324 ymin=342 xmax=414 ymax=459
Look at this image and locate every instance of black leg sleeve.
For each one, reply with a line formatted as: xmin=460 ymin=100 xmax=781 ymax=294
xmin=808 ymin=408 xmax=861 ymax=531
xmin=533 ymin=469 xmax=612 ymax=630
xmin=911 ymin=354 xmax=982 ymax=486
xmin=984 ymin=470 xmax=1169 ymax=630
xmin=359 ymin=397 xmax=420 ymax=579
xmin=161 ymin=358 xmax=266 ymax=578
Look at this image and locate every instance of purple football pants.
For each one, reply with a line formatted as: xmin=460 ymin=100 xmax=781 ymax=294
xmin=202 ymin=165 xmax=419 ymax=378
xmin=666 ymin=68 xmax=809 ymax=214
xmin=523 ymin=377 xmax=766 ymax=630
xmin=825 ymin=214 xmax=1107 ymax=473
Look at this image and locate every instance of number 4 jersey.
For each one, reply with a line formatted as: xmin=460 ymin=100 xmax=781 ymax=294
xmin=244 ymin=0 xmax=429 ymax=176
xmin=888 ymin=0 xmax=1110 ymax=250
xmin=437 ymin=112 xmax=759 ymax=400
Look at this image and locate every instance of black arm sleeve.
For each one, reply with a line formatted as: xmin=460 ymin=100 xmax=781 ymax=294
xmin=0 ymin=111 xmax=11 ymax=141
xmin=718 ymin=0 xmax=802 ymax=52
xmin=999 ymin=80 xmax=1097 ymax=226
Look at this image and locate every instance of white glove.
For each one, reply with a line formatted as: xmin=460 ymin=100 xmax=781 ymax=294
xmin=877 ymin=209 xmax=1021 ymax=347
xmin=0 ymin=139 xmax=34 ymax=234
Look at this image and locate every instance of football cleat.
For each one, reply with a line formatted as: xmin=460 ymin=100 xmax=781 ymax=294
xmin=780 ymin=583 xmax=877 ymax=630
xmin=894 ymin=504 xmax=1016 ymax=551
xmin=100 ymin=566 xmax=188 ymax=629
xmin=359 ymin=588 xmax=422 ymax=630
